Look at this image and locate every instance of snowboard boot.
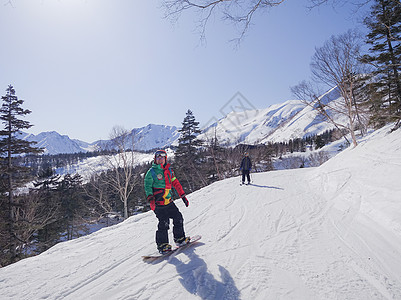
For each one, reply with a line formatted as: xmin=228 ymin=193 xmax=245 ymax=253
xmin=158 ymin=243 xmax=172 ymax=254
xmin=175 ymin=236 xmax=190 ymax=247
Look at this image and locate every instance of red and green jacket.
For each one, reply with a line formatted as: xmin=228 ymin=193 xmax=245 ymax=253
xmin=144 ymin=163 xmax=185 ymax=206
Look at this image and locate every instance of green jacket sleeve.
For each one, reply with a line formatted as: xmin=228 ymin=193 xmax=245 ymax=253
xmin=144 ymin=169 xmax=154 ymax=197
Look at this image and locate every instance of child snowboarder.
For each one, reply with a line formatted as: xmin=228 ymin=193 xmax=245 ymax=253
xmin=144 ymin=150 xmax=190 ymax=254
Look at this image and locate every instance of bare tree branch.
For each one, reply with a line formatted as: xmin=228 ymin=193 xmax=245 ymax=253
xmin=162 ymin=0 xmax=285 ymax=44
xmin=291 ymin=81 xmax=352 ymax=145
xmin=292 ymin=30 xmax=372 ymax=147
xmin=161 ymin=0 xmax=375 ymax=43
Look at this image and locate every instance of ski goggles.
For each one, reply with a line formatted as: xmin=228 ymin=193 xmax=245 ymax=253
xmin=155 ymin=151 xmax=167 ymax=158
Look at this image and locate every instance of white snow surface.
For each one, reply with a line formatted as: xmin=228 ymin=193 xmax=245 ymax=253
xmin=1 ymin=125 xmax=401 ymax=300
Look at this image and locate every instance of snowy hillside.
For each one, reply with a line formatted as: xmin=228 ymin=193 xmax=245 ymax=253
xmin=265 ymin=87 xmax=348 ymax=143
xmin=200 ymin=99 xmax=306 ymax=145
xmin=95 ymin=124 xmax=180 ymax=152
xmin=1 ymin=125 xmax=400 ymax=299
xmin=200 ymin=87 xmax=346 ymax=145
xmin=127 ymin=124 xmax=179 ymax=151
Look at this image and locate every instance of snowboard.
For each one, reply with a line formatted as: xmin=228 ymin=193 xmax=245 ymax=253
xmin=142 ymin=235 xmax=202 ymax=262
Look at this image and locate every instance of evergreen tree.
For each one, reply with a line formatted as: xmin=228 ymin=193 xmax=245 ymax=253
xmin=58 ymin=173 xmax=87 ymax=241
xmin=315 ymin=135 xmax=326 ymax=150
xmin=204 ymin=133 xmax=226 ymax=183
xmin=363 ymin=0 xmax=401 ymax=126
xmin=33 ymin=166 xmax=62 ymax=253
xmin=174 ymin=110 xmax=205 ymax=192
xmin=0 ymin=85 xmax=42 ymax=263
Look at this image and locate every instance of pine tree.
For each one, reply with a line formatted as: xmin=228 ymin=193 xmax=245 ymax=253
xmin=33 ymin=166 xmax=62 ymax=253
xmin=315 ymin=135 xmax=326 ymax=150
xmin=0 ymin=85 xmax=42 ymax=262
xmin=363 ymin=0 xmax=401 ymax=126
xmin=58 ymin=173 xmax=87 ymax=241
xmin=204 ymin=132 xmax=226 ymax=183
xmin=174 ymin=110 xmax=206 ymax=192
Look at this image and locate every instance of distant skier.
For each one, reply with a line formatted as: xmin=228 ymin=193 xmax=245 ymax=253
xmin=144 ymin=150 xmax=190 ymax=254
xmin=240 ymin=152 xmax=252 ymax=185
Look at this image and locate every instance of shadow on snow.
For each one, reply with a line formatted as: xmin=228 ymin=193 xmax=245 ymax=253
xmin=248 ymin=183 xmax=284 ymax=190
xmin=168 ymin=243 xmax=241 ymax=300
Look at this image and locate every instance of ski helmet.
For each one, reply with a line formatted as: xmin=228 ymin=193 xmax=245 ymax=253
xmin=154 ymin=149 xmax=167 ymax=163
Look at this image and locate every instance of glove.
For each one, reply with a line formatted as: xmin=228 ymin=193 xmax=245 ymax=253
xmin=147 ymin=194 xmax=156 ymax=211
xmin=182 ymin=196 xmax=189 ymax=207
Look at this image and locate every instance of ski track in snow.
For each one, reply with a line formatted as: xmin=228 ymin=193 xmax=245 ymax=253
xmin=1 ymin=125 xmax=401 ymax=299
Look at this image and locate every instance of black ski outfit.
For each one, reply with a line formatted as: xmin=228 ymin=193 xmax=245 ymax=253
xmin=240 ymin=155 xmax=252 ymax=184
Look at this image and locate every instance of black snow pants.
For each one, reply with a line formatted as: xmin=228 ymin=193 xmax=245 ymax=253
xmin=242 ymin=170 xmax=250 ymax=183
xmin=154 ymin=202 xmax=185 ymax=246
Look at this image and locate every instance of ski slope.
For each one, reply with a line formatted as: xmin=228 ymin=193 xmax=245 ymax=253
xmin=1 ymin=125 xmax=401 ymax=300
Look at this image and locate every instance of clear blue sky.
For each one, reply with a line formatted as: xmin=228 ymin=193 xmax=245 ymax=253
xmin=0 ymin=0 xmax=369 ymax=143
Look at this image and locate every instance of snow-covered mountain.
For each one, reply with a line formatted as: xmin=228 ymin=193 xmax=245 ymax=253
xmin=1 ymin=125 xmax=400 ymax=299
xmin=200 ymin=87 xmax=344 ymax=145
xmin=22 ymin=124 xmax=179 ymax=155
xmin=200 ymin=99 xmax=306 ymax=145
xmin=264 ymin=87 xmax=347 ymax=143
xmin=20 ymin=131 xmax=93 ymax=155
xmin=96 ymin=124 xmax=180 ymax=152
xmin=132 ymin=124 xmax=179 ymax=151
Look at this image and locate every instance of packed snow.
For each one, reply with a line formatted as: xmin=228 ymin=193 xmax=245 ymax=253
xmin=1 ymin=125 xmax=400 ymax=300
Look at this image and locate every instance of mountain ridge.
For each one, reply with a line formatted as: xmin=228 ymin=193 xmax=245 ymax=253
xmin=23 ymin=124 xmax=179 ymax=155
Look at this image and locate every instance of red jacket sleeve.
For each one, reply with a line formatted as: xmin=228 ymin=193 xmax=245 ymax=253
xmin=171 ymin=173 xmax=185 ymax=197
